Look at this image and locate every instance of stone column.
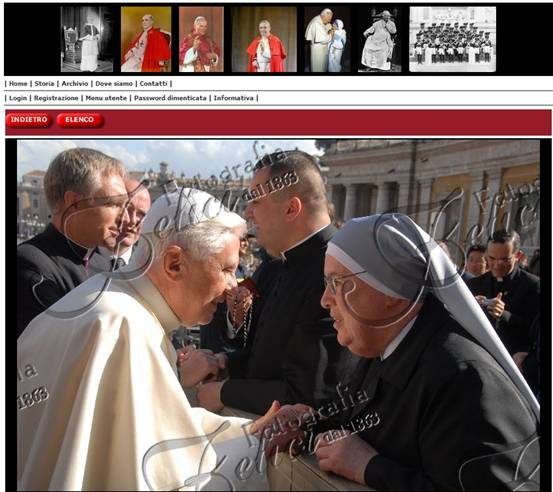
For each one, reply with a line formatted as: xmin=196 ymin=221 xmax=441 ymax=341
xmin=465 ymin=171 xmax=485 ymax=240
xmin=396 ymin=180 xmax=411 ymax=214
xmin=417 ymin=178 xmax=433 ymax=230
xmin=485 ymin=168 xmax=503 ymax=235
xmin=343 ymin=184 xmax=357 ymax=221
xmin=375 ymin=182 xmax=390 ymax=214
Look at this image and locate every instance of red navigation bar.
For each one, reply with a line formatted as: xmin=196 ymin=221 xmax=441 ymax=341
xmin=5 ymin=110 xmax=552 ymax=136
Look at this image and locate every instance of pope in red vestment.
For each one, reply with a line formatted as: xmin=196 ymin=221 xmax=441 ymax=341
xmin=179 ymin=32 xmax=221 ymax=71
xmin=246 ymin=21 xmax=286 ymax=73
xmin=121 ymin=16 xmax=171 ymax=73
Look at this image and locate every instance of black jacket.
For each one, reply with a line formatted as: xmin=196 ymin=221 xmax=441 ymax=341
xmin=17 ymin=224 xmax=110 ymax=337
xmin=320 ymin=295 xmax=539 ymax=490
xmin=220 ymin=225 xmax=353 ymax=414
xmin=467 ymin=265 xmax=540 ymax=354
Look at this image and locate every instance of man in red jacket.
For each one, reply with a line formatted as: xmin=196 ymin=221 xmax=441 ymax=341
xmin=246 ymin=20 xmax=286 ymax=72
xmin=122 ymin=14 xmax=171 ymax=72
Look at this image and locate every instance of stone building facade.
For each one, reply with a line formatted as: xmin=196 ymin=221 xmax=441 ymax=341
xmin=320 ymin=139 xmax=540 ymax=261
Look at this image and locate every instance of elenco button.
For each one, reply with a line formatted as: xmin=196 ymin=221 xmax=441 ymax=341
xmin=6 ymin=113 xmax=52 ymax=128
xmin=57 ymin=113 xmax=103 ymax=128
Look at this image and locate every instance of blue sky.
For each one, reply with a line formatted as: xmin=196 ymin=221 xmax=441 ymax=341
xmin=17 ymin=139 xmax=322 ymax=180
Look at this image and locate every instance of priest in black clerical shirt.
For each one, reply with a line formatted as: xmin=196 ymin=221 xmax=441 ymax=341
xmin=17 ymin=148 xmax=129 ymax=337
xmin=467 ymin=230 xmax=540 ymax=361
xmin=188 ymin=151 xmax=357 ymax=415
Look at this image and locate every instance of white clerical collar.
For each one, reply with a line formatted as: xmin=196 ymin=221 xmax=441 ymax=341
xmin=381 ymin=315 xmax=418 ymax=361
xmin=280 ymin=225 xmax=328 ymax=261
xmin=123 ymin=273 xmax=181 ymax=335
xmin=97 ymin=246 xmax=133 ymax=265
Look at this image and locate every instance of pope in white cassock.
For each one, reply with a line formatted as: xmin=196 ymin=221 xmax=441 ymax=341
xmin=305 ymin=9 xmax=334 ymax=72
xmin=17 ymin=187 xmax=272 ymax=491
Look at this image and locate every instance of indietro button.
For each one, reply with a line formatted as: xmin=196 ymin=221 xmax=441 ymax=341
xmin=56 ymin=113 xmax=104 ymax=128
xmin=6 ymin=113 xmax=52 ymax=128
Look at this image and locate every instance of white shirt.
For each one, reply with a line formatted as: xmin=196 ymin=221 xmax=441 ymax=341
xmin=381 ymin=315 xmax=418 ymax=360
xmin=98 ymin=245 xmax=133 ymax=265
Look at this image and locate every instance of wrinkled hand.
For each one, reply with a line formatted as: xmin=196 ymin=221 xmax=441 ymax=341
xmin=197 ymin=381 xmax=224 ymax=412
xmin=193 ymin=36 xmax=201 ymax=51
xmin=251 ymin=403 xmax=317 ymax=458
xmin=177 ymin=347 xmax=225 ymax=388
xmin=226 ymin=286 xmax=253 ymax=326
xmin=315 ymin=430 xmax=378 ymax=484
xmin=486 ymin=292 xmax=505 ymax=319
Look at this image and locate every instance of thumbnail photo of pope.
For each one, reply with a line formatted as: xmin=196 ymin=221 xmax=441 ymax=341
xmin=17 ymin=141 xmax=540 ymax=490
xmin=179 ymin=7 xmax=223 ymax=73
xmin=60 ymin=6 xmax=114 ymax=73
xmin=232 ymin=6 xmax=297 ymax=73
xmin=121 ymin=7 xmax=171 ymax=73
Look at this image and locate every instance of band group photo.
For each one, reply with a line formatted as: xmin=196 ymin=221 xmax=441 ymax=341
xmin=409 ymin=6 xmax=496 ymax=73
xmin=17 ymin=138 xmax=541 ymax=490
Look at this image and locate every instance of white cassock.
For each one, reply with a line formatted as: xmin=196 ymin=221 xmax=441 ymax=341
xmin=304 ymin=15 xmax=332 ymax=72
xmin=17 ymin=271 xmax=268 ymax=491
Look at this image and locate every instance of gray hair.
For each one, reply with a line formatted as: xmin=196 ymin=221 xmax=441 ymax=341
xmin=194 ymin=16 xmax=207 ymax=26
xmin=259 ymin=19 xmax=271 ymax=27
xmin=321 ymin=8 xmax=333 ymax=16
xmin=44 ymin=148 xmax=127 ymax=213
xmin=144 ymin=14 xmax=154 ymax=21
xmin=131 ymin=220 xmax=241 ymax=267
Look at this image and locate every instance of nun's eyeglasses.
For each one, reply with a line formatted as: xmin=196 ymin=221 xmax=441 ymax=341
xmin=324 ymin=271 xmax=367 ymax=295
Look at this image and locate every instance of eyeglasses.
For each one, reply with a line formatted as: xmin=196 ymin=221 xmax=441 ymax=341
xmin=324 ymin=271 xmax=367 ymax=295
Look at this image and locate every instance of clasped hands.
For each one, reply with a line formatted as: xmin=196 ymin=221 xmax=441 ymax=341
xmin=475 ymin=292 xmax=505 ymax=319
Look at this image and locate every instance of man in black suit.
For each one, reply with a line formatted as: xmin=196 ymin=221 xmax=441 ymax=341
xmin=467 ymin=230 xmax=540 ymax=368
xmin=185 ymin=150 xmax=354 ymax=415
xmin=17 ymin=148 xmax=129 ymax=337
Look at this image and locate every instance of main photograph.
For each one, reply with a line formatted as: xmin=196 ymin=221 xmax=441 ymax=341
xmin=17 ymin=138 xmax=541 ymax=491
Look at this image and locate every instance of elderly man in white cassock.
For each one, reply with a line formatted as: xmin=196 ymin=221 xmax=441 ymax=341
xmin=305 ymin=8 xmax=334 ymax=72
xmin=17 ymin=187 xmax=283 ymax=491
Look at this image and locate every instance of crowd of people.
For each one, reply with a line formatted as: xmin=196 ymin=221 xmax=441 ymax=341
xmin=413 ymin=22 xmax=493 ymax=65
xmin=18 ymin=148 xmax=540 ymax=490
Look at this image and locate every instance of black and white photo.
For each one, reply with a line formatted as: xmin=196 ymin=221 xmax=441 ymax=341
xmin=358 ymin=6 xmax=402 ymax=73
xmin=60 ymin=6 xmax=114 ymax=73
xmin=409 ymin=6 xmax=496 ymax=73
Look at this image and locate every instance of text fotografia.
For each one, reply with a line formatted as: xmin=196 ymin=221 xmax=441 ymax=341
xmin=17 ymin=363 xmax=50 ymax=411
xmin=143 ymin=383 xmax=373 ymax=490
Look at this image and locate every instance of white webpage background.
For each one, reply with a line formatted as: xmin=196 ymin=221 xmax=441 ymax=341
xmin=2 ymin=0 xmax=552 ymax=487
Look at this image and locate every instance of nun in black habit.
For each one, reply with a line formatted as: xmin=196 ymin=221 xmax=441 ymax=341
xmin=311 ymin=213 xmax=540 ymax=490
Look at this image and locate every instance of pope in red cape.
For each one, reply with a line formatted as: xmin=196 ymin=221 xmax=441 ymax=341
xmin=179 ymin=16 xmax=221 ymax=72
xmin=121 ymin=14 xmax=171 ymax=72
xmin=246 ymin=20 xmax=286 ymax=73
